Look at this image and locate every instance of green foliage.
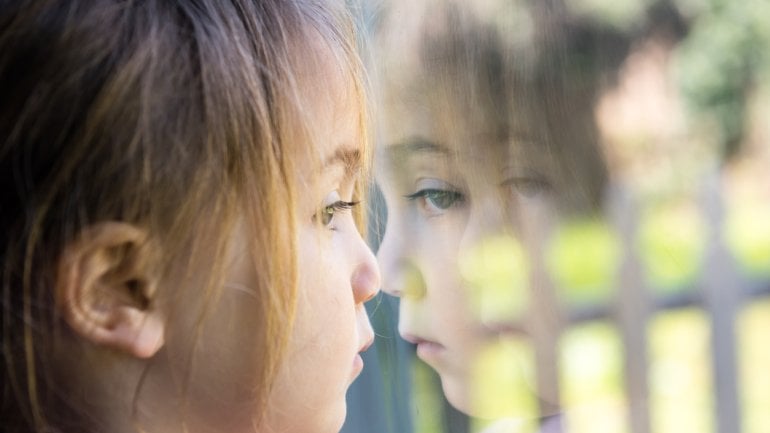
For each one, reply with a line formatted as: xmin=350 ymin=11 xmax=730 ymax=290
xmin=470 ymin=338 xmax=538 ymax=420
xmin=559 ymin=322 xmax=628 ymax=433
xmin=547 ymin=218 xmax=622 ymax=305
xmin=649 ymin=309 xmax=714 ymax=433
xmin=724 ymin=203 xmax=770 ymax=278
xmin=637 ymin=204 xmax=707 ymax=292
xmin=460 ymin=235 xmax=530 ymax=325
xmin=674 ymin=0 xmax=770 ymax=158
xmin=739 ymin=299 xmax=770 ymax=433
xmin=566 ymin=0 xmax=650 ymax=30
xmin=560 ymin=322 xmax=624 ymax=400
xmin=411 ymin=360 xmax=445 ymax=433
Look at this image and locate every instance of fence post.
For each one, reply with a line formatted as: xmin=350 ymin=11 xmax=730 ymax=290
xmin=525 ymin=199 xmax=564 ymax=431
xmin=609 ymin=184 xmax=651 ymax=433
xmin=701 ymin=171 xmax=743 ymax=433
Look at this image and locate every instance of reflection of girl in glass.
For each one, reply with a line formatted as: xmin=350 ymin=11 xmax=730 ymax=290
xmin=0 ymin=1 xmax=379 ymax=433
xmin=372 ymin=0 xmax=608 ymax=430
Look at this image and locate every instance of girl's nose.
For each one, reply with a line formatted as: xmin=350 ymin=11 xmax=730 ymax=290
xmin=377 ymin=222 xmax=429 ymax=299
xmin=375 ymin=221 xmax=403 ymax=298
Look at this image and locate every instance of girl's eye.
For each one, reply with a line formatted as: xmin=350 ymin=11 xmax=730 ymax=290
xmin=316 ymin=200 xmax=359 ymax=227
xmin=405 ymin=188 xmax=465 ymax=215
xmin=503 ymin=177 xmax=552 ymax=199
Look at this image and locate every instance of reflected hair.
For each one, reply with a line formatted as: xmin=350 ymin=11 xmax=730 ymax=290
xmin=373 ymin=0 xmax=610 ymax=214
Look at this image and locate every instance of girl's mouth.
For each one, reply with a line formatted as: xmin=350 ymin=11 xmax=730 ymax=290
xmin=401 ymin=333 xmax=446 ymax=364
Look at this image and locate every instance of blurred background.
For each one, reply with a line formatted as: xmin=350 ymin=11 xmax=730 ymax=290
xmin=342 ymin=1 xmax=770 ymax=432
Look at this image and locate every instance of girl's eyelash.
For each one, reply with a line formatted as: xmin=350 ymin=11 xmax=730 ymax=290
xmin=330 ymin=200 xmax=359 ymax=210
xmin=404 ymin=189 xmax=463 ymax=201
xmin=404 ymin=188 xmax=464 ymax=211
xmin=501 ymin=177 xmax=552 ymax=198
xmin=404 ymin=190 xmax=426 ymax=200
xmin=317 ymin=200 xmax=359 ymax=226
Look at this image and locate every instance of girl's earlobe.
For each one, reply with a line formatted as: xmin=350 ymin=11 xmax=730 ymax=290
xmin=55 ymin=222 xmax=165 ymax=358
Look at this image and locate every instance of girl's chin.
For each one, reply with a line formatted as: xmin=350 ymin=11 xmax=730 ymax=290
xmin=439 ymin=372 xmax=533 ymax=420
xmin=438 ymin=373 xmax=473 ymax=415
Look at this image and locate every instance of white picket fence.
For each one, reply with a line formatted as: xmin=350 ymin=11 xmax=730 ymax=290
xmin=522 ymin=173 xmax=770 ymax=433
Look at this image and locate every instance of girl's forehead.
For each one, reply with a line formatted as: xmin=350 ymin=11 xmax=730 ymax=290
xmin=295 ymin=31 xmax=357 ymax=103
xmin=307 ymin=75 xmax=361 ymax=155
xmin=382 ymin=96 xmax=508 ymax=157
xmin=292 ymin=34 xmax=364 ymax=166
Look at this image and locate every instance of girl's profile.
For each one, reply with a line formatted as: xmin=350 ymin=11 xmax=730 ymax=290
xmin=0 ymin=1 xmax=380 ymax=433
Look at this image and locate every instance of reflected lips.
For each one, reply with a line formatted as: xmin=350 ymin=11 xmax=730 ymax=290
xmin=402 ymin=333 xmax=445 ymax=363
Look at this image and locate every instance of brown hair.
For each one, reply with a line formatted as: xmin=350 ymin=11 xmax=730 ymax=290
xmin=0 ymin=0 xmax=368 ymax=431
xmin=372 ymin=0 xmax=609 ymax=213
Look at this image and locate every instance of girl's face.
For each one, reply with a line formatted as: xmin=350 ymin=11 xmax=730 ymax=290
xmin=376 ymin=94 xmax=554 ymax=416
xmin=263 ymin=83 xmax=381 ymax=433
xmin=149 ymin=62 xmax=380 ymax=433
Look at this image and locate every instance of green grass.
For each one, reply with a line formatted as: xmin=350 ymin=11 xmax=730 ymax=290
xmin=460 ymin=235 xmax=530 ymax=325
xmin=559 ymin=322 xmax=629 ymax=433
xmin=411 ymin=359 xmax=446 ymax=433
xmin=547 ymin=218 xmax=621 ymax=305
xmin=637 ymin=204 xmax=707 ymax=292
xmin=725 ymin=203 xmax=770 ymax=278
xmin=649 ymin=309 xmax=714 ymax=433
xmin=739 ymin=299 xmax=770 ymax=433
xmin=469 ymin=337 xmax=538 ymax=421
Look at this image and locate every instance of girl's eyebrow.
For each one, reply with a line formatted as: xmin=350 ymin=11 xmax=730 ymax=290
xmin=387 ymin=136 xmax=451 ymax=163
xmin=324 ymin=146 xmax=361 ymax=176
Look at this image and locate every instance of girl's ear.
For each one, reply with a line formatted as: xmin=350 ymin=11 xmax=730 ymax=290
xmin=56 ymin=222 xmax=165 ymax=359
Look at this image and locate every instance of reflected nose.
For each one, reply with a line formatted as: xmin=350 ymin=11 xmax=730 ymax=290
xmin=376 ymin=223 xmax=426 ymax=299
xmin=387 ymin=261 xmax=426 ymax=299
xmin=376 ymin=221 xmax=401 ymax=297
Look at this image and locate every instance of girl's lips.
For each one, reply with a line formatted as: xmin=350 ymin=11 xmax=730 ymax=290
xmin=415 ymin=340 xmax=446 ymax=363
xmin=351 ymin=353 xmax=364 ymax=380
xmin=401 ymin=333 xmax=446 ymax=364
xmin=351 ymin=337 xmax=374 ymax=381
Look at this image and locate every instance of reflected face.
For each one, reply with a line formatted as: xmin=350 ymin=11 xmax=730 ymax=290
xmin=376 ymin=100 xmax=554 ymax=415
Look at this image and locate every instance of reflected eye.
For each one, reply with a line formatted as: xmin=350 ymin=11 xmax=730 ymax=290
xmin=405 ymin=188 xmax=465 ymax=215
xmin=503 ymin=177 xmax=551 ymax=199
xmin=316 ymin=200 xmax=359 ymax=227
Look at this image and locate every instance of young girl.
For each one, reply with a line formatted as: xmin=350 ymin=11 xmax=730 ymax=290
xmin=371 ymin=0 xmax=610 ymax=431
xmin=0 ymin=1 xmax=380 ymax=433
